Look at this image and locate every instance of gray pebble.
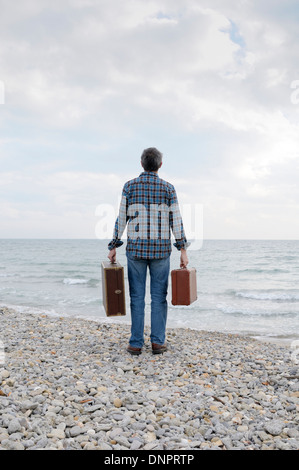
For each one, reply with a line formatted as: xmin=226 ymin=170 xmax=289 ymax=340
xmin=8 ymin=419 xmax=22 ymax=434
xmin=0 ymin=307 xmax=297 ymax=451
xmin=264 ymin=421 xmax=284 ymax=436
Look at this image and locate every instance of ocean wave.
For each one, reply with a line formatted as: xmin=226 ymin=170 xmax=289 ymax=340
xmin=235 ymin=291 xmax=299 ymax=301
xmin=0 ymin=273 xmax=18 ymax=278
xmin=0 ymin=303 xmax=64 ymax=317
xmin=63 ymin=278 xmax=89 ymax=285
xmin=216 ymin=303 xmax=297 ymax=317
xmin=236 ymin=268 xmax=289 ymax=274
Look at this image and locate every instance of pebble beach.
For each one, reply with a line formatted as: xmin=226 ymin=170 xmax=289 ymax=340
xmin=0 ymin=306 xmax=298 ymax=451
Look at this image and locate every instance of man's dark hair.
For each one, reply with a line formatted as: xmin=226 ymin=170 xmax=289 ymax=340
xmin=141 ymin=147 xmax=163 ymax=172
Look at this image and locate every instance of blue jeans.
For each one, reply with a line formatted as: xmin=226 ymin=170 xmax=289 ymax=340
xmin=126 ymin=253 xmax=170 ymax=348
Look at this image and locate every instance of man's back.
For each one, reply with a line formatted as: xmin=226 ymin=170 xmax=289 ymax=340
xmin=124 ymin=171 xmax=175 ymax=206
xmin=109 ymin=170 xmax=188 ymax=259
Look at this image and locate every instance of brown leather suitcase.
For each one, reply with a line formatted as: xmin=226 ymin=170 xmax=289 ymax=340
xmin=101 ymin=261 xmax=126 ymax=316
xmin=171 ymin=267 xmax=197 ymax=306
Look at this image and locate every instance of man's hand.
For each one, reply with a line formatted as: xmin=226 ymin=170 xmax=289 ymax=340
xmin=108 ymin=248 xmax=116 ymax=263
xmin=180 ymin=248 xmax=189 ymax=268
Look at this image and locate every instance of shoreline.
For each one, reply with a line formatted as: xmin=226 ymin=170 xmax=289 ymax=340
xmin=1 ymin=302 xmax=297 ymax=348
xmin=0 ymin=306 xmax=298 ymax=450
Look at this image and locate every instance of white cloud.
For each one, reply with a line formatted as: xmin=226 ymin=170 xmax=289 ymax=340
xmin=0 ymin=0 xmax=299 ymax=238
xmin=0 ymin=170 xmax=128 ymax=238
xmin=0 ymin=2 xmax=242 ymax=128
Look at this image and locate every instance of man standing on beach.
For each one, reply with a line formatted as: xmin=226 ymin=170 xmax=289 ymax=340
xmin=108 ymin=148 xmax=189 ymax=355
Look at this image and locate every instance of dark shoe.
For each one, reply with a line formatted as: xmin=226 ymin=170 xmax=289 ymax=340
xmin=152 ymin=343 xmax=167 ymax=355
xmin=127 ymin=345 xmax=142 ymax=356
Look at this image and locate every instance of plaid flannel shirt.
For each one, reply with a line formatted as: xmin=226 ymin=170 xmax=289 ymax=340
xmin=108 ymin=171 xmax=190 ymax=259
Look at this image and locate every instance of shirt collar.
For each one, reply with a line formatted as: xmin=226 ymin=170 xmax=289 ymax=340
xmin=139 ymin=171 xmax=158 ymax=177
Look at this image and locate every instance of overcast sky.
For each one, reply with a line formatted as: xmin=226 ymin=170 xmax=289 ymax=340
xmin=0 ymin=0 xmax=299 ymax=240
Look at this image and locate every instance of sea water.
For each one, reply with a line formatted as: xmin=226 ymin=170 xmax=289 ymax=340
xmin=0 ymin=239 xmax=298 ymax=343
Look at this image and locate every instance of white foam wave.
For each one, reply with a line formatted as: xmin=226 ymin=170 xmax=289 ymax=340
xmin=217 ymin=303 xmax=297 ymax=317
xmin=0 ymin=273 xmax=18 ymax=278
xmin=217 ymin=304 xmax=259 ymax=315
xmin=235 ymin=291 xmax=299 ymax=301
xmin=0 ymin=303 xmax=64 ymax=317
xmin=63 ymin=278 xmax=89 ymax=285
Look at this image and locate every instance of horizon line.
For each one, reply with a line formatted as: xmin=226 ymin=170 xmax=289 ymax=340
xmin=0 ymin=238 xmax=298 ymax=242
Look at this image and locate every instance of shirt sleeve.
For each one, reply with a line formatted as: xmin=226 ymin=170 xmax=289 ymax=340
xmin=169 ymin=187 xmax=191 ymax=251
xmin=108 ymin=185 xmax=129 ymax=250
